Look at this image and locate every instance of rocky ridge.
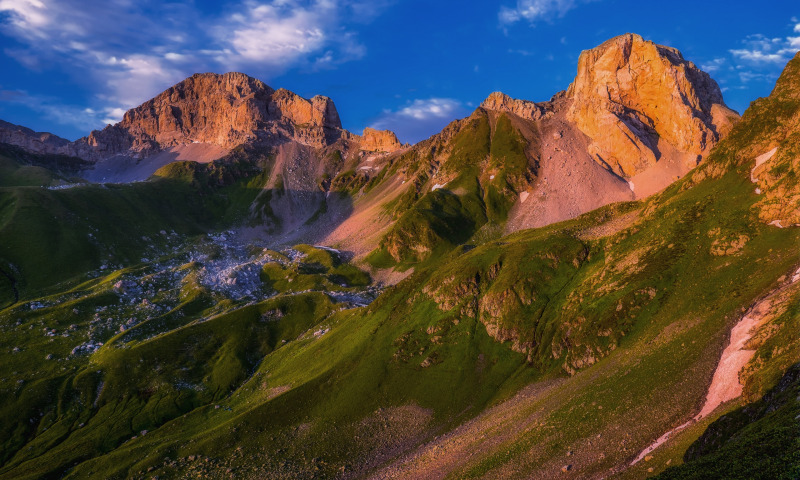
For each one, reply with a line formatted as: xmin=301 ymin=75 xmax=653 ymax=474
xmin=359 ymin=127 xmax=403 ymax=153
xmin=1 ymin=73 xmax=402 ymax=171
xmin=0 ymin=119 xmax=70 ymax=155
xmin=65 ymin=72 xmax=350 ymax=162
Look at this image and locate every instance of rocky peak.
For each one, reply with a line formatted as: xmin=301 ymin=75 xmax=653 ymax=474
xmin=69 ymin=72 xmax=348 ymax=162
xmin=567 ymin=33 xmax=739 ymax=177
xmin=359 ymin=127 xmax=402 ymax=153
xmin=480 ymin=92 xmax=545 ymax=120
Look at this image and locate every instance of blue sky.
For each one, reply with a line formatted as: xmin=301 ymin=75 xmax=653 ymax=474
xmin=0 ymin=0 xmax=798 ymax=144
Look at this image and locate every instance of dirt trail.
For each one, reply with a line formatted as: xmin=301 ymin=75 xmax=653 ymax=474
xmin=631 ymin=265 xmax=800 ymax=465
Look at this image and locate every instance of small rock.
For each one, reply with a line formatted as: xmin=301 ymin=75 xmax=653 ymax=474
xmin=561 ymin=465 xmax=572 ymax=472
xmin=645 ymin=455 xmax=653 ymax=462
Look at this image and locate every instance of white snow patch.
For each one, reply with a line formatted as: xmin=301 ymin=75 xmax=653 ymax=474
xmin=520 ymin=191 xmax=529 ymax=203
xmin=751 ymin=147 xmax=777 ymax=182
xmin=770 ymin=220 xmax=784 ymax=228
xmin=755 ymin=188 xmax=762 ymax=194
xmin=628 ymin=181 xmax=635 ymax=192
xmin=432 ymin=183 xmax=445 ymax=191
xmin=489 ymin=175 xmax=495 ymax=180
xmin=792 ymin=267 xmax=800 ymax=283
xmin=631 ymin=421 xmax=691 ymax=465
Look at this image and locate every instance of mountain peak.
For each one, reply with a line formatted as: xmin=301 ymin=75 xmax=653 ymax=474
xmin=360 ymin=127 xmax=402 ymax=153
xmin=479 ymin=92 xmax=545 ymax=119
xmin=566 ymin=32 xmax=739 ymax=177
xmin=68 ymin=72 xmax=347 ymax=162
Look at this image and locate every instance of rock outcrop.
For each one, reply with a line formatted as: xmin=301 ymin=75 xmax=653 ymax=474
xmin=566 ymin=33 xmax=739 ymax=177
xmin=480 ymin=92 xmax=545 ymax=120
xmin=0 ymin=119 xmax=70 ymax=155
xmin=359 ymin=127 xmax=402 ymax=153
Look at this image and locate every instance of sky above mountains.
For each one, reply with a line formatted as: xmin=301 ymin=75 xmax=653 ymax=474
xmin=0 ymin=0 xmax=798 ymax=144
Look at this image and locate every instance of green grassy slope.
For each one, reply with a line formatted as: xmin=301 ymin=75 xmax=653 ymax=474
xmin=0 ymin=157 xmax=267 ymax=303
xmin=369 ymin=110 xmax=538 ymax=268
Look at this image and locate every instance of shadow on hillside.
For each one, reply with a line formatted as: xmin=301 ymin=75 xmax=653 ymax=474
xmin=248 ymin=187 xmax=355 ymax=247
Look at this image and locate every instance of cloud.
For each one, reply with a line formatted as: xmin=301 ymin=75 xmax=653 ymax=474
xmin=729 ymin=34 xmax=799 ymax=65
xmin=701 ymin=58 xmax=726 ymax=72
xmin=220 ymin=1 xmax=330 ymax=65
xmin=0 ymin=0 xmax=387 ymax=131
xmin=370 ymin=98 xmax=467 ymax=144
xmin=0 ymin=89 xmax=123 ymax=132
xmin=499 ymin=0 xmax=584 ymax=26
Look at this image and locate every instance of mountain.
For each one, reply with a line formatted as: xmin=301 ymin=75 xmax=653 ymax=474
xmin=318 ymin=33 xmax=739 ymax=266
xmin=0 ymin=34 xmax=738 ymax=257
xmin=0 ymin=35 xmax=797 ymax=480
xmin=567 ymin=34 xmax=739 ymax=179
xmin=0 ymin=119 xmax=70 ymax=155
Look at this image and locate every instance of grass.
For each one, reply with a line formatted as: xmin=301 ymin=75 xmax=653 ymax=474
xmin=0 ymin=158 xmax=268 ymax=301
xmin=370 ymin=110 xmax=534 ymax=267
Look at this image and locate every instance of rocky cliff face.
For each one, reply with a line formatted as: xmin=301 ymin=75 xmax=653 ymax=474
xmin=480 ymin=92 xmax=545 ymax=120
xmin=65 ymin=72 xmax=351 ymax=162
xmin=358 ymin=127 xmax=402 ymax=153
xmin=566 ymin=33 xmax=739 ymax=177
xmin=0 ymin=120 xmax=70 ymax=155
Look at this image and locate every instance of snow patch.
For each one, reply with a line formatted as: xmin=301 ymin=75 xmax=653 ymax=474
xmin=792 ymin=267 xmax=800 ymax=284
xmin=628 ymin=181 xmax=635 ymax=192
xmin=489 ymin=175 xmax=495 ymax=180
xmin=751 ymin=147 xmax=777 ymax=182
xmin=631 ymin=421 xmax=691 ymax=465
xmin=432 ymin=183 xmax=445 ymax=191
xmin=769 ymin=220 xmax=784 ymax=228
xmin=519 ymin=191 xmax=529 ymax=203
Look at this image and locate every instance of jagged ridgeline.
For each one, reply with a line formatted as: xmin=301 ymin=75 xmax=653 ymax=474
xmin=0 ymin=36 xmax=798 ymax=479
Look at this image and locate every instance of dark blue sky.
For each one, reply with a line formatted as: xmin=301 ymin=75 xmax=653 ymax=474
xmin=1 ymin=0 xmax=798 ymax=143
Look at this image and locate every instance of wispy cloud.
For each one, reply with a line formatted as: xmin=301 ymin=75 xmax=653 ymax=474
xmin=498 ymin=0 xmax=586 ymax=27
xmin=0 ymin=0 xmax=387 ymax=130
xmin=699 ymin=20 xmax=800 ymax=98
xmin=729 ymin=33 xmax=799 ymax=65
xmin=700 ymin=58 xmax=726 ymax=73
xmin=370 ymin=98 xmax=467 ymax=144
xmin=0 ymin=88 xmax=122 ymax=132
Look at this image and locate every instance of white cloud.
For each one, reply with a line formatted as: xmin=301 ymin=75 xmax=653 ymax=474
xmin=221 ymin=1 xmax=328 ymax=65
xmin=794 ymin=23 xmax=800 ymax=33
xmin=499 ymin=0 xmax=583 ymax=26
xmin=395 ymin=98 xmax=463 ymax=120
xmin=701 ymin=58 xmax=726 ymax=72
xmin=729 ymin=33 xmax=799 ymax=66
xmin=730 ymin=49 xmax=787 ymax=63
xmin=370 ymin=98 xmax=467 ymax=144
xmin=0 ymin=89 xmax=124 ymax=133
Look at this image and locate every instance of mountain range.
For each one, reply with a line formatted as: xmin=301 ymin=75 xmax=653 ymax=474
xmin=0 ymin=33 xmax=797 ymax=479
